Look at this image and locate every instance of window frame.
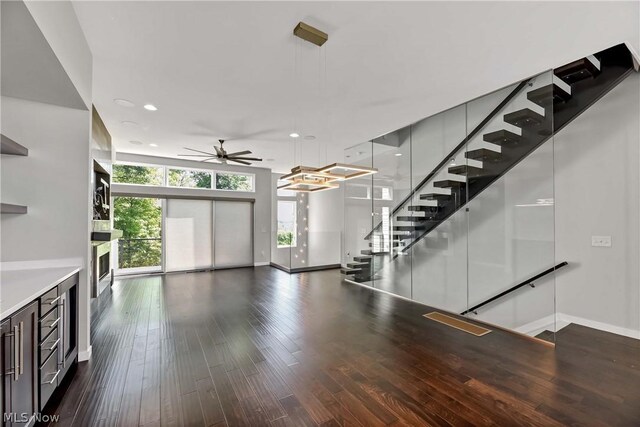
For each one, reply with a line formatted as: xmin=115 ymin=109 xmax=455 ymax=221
xmin=112 ymin=162 xmax=256 ymax=193
xmin=166 ymin=166 xmax=214 ymax=190
xmin=112 ymin=162 xmax=166 ymax=187
xmin=214 ymin=171 xmax=256 ymax=193
xmin=276 ymin=199 xmax=297 ymax=248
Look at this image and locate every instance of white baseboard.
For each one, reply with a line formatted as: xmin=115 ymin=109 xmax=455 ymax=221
xmin=557 ymin=313 xmax=640 ymax=340
xmin=79 ymin=346 xmax=92 ymax=362
xmin=254 ymin=262 xmax=269 ymax=267
xmin=515 ymin=314 xmax=556 ymax=337
xmin=516 ymin=313 xmax=640 ymax=340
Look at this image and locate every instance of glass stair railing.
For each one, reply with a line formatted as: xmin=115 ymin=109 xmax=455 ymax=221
xmin=343 ymin=43 xmax=636 ymax=285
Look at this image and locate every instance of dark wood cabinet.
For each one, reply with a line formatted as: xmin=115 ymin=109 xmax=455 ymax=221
xmin=1 ymin=302 xmax=38 ymax=426
xmin=1 ymin=272 xmax=79 ymax=425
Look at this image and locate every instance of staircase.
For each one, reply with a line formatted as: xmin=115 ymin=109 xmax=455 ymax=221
xmin=343 ymin=43 xmax=636 ymax=284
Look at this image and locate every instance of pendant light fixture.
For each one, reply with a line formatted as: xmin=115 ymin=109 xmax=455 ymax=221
xmin=281 ymin=22 xmax=377 ymax=192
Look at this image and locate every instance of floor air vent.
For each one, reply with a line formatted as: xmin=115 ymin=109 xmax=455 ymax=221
xmin=423 ymin=312 xmax=492 ymax=336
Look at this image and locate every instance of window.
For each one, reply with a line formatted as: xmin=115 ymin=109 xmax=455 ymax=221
xmin=215 ymin=172 xmax=254 ymax=192
xmin=113 ymin=164 xmax=164 ymax=186
xmin=277 ymin=200 xmax=297 ymax=248
xmin=168 ymin=168 xmax=212 ymax=189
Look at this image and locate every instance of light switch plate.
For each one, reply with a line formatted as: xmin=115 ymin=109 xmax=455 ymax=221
xmin=592 ymin=236 xmax=612 ymax=247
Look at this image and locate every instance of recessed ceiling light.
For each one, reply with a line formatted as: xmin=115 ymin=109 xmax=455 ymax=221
xmin=289 ymin=132 xmax=300 ymax=138
xmin=143 ymin=104 xmax=158 ymax=111
xmin=121 ymin=121 xmax=139 ymax=126
xmin=395 ymin=153 xmax=403 ymax=157
xmin=304 ymin=135 xmax=316 ymax=140
xmin=149 ymin=143 xmax=158 ymax=147
xmin=129 ymin=140 xmax=143 ymax=145
xmin=114 ymin=98 xmax=135 ymax=107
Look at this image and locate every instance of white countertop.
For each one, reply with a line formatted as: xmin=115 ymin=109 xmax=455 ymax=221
xmin=0 ymin=266 xmax=80 ymax=320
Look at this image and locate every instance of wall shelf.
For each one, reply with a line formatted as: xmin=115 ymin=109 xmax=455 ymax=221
xmin=1 ymin=134 xmax=28 ymax=156
xmin=0 ymin=203 xmax=28 ymax=214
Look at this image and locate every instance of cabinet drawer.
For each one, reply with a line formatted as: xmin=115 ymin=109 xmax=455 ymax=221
xmin=39 ymin=287 xmax=59 ymax=317
xmin=39 ymin=306 xmax=59 ymax=342
xmin=39 ymin=349 xmax=60 ymax=409
xmin=39 ymin=327 xmax=59 ymax=367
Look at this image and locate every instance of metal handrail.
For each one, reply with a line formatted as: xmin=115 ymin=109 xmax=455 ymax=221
xmin=460 ymin=261 xmax=568 ymax=316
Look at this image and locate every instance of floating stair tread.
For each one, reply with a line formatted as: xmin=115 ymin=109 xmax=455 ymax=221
xmin=360 ymin=249 xmax=385 ymax=255
xmin=0 ymin=203 xmax=28 ymax=214
xmin=483 ymin=129 xmax=524 ymax=146
xmin=464 ymin=148 xmax=503 ymax=163
xmin=419 ymin=193 xmax=451 ymax=201
xmin=347 ymin=262 xmax=370 ymax=268
xmin=395 ymin=216 xmax=429 ymax=222
xmin=0 ymin=134 xmax=28 ymax=156
xmin=340 ymin=267 xmax=361 ymax=275
xmin=433 ymin=179 xmax=465 ymax=189
xmin=503 ymin=108 xmax=545 ymax=128
xmin=555 ymin=57 xmax=601 ymax=84
xmin=393 ymin=225 xmax=427 ymax=231
xmin=448 ymin=164 xmax=484 ymax=177
xmin=407 ymin=205 xmax=440 ymax=213
xmin=527 ymin=83 xmax=572 ymax=107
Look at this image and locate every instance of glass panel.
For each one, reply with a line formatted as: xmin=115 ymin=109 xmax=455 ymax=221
xmin=215 ymin=172 xmax=254 ymax=191
xmin=371 ymin=126 xmax=412 ymax=298
xmin=277 ymin=200 xmax=297 ymax=248
xmin=114 ymin=196 xmax=162 ymax=273
xmin=113 ymin=164 xmax=164 ymax=186
xmin=165 ymin=199 xmax=213 ymax=271
xmin=466 ymin=70 xmax=556 ymax=341
xmin=167 ymin=168 xmax=212 ymax=189
xmin=290 ymin=193 xmax=308 ymax=270
xmin=410 ymin=104 xmax=469 ymax=311
xmin=343 ymin=141 xmax=374 ymax=286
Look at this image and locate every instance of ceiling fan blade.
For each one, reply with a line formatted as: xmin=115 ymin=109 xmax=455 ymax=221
xmin=199 ymin=157 xmax=220 ymax=163
xmin=229 ymin=157 xmax=262 ymax=161
xmin=226 ymin=150 xmax=251 ymax=157
xmin=178 ymin=154 xmax=218 ymax=157
xmin=228 ymin=159 xmax=251 ymax=165
xmin=183 ymin=147 xmax=216 ymax=156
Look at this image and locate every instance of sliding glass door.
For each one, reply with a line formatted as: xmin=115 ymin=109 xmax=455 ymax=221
xmin=164 ymin=199 xmax=253 ymax=271
xmin=165 ymin=199 xmax=214 ymax=272
xmin=213 ymin=201 xmax=253 ymax=268
xmin=114 ymin=196 xmax=163 ymax=274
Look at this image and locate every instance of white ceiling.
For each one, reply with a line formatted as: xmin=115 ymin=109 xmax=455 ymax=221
xmin=73 ymin=1 xmax=639 ymax=173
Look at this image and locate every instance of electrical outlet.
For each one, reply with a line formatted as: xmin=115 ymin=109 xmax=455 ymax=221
xmin=592 ymin=236 xmax=612 ymax=247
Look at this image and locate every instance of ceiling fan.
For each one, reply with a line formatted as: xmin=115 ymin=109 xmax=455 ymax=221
xmin=178 ymin=140 xmax=262 ymax=165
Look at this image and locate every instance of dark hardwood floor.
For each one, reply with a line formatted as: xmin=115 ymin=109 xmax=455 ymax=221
xmin=46 ymin=267 xmax=640 ymax=426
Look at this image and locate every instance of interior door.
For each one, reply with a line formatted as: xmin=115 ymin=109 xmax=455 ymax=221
xmin=214 ymin=201 xmax=253 ymax=268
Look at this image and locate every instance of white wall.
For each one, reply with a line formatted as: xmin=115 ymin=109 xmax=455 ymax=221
xmin=1 ymin=0 xmax=93 ymax=359
xmin=1 ymin=96 xmax=92 ymax=354
xmin=113 ymin=152 xmax=272 ymax=265
xmin=24 ymin=1 xmax=93 ymax=109
xmin=308 ymin=183 xmax=344 ymax=267
xmin=555 ymin=73 xmax=640 ymax=335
